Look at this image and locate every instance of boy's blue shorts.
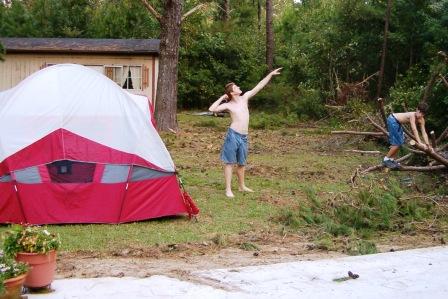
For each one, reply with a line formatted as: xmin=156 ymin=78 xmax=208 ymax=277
xmin=220 ymin=128 xmax=248 ymax=166
xmin=387 ymin=115 xmax=405 ymax=146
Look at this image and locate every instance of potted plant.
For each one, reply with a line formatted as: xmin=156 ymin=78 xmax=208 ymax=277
xmin=2 ymin=225 xmax=61 ymax=289
xmin=0 ymin=250 xmax=28 ymax=299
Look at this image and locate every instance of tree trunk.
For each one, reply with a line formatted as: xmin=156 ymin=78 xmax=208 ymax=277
xmin=221 ymin=0 xmax=230 ymax=21
xmin=258 ymin=0 xmax=262 ymax=31
xmin=376 ymin=0 xmax=392 ymax=99
xmin=155 ymin=0 xmax=183 ymax=131
xmin=266 ymin=0 xmax=274 ymax=71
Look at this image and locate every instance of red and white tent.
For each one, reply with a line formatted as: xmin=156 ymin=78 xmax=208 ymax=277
xmin=0 ymin=64 xmax=198 ymax=224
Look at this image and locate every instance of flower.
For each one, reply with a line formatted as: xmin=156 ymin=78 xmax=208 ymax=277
xmin=0 ymin=252 xmax=28 ymax=295
xmin=2 ymin=225 xmax=61 ymax=258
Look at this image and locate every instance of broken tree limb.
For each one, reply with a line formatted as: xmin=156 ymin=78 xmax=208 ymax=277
xmin=410 ymin=140 xmax=448 ymax=167
xmin=331 ymin=131 xmax=385 ymax=137
xmin=360 ymin=153 xmax=412 ymax=174
xmin=377 ymin=98 xmax=387 ymax=127
xmin=436 ymin=127 xmax=448 ymax=144
xmin=325 ymin=105 xmax=345 ymax=110
xmin=401 ymin=124 xmax=418 ymax=142
xmin=350 ymin=165 xmax=362 ymax=187
xmin=355 ymin=71 xmax=379 ymax=86
xmin=403 ymin=145 xmax=425 ymax=155
xmin=439 ymin=74 xmax=448 ymax=88
xmin=399 ymin=165 xmax=446 ymax=171
xmin=344 ymin=150 xmax=382 ymax=155
xmin=365 ymin=113 xmax=389 ymax=136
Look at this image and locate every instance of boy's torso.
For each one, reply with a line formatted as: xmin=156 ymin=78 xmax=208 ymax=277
xmin=227 ymin=96 xmax=250 ymax=134
xmin=393 ymin=112 xmax=422 ymax=125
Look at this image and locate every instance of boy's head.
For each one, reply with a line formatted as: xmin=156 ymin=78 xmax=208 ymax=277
xmin=225 ymin=82 xmax=242 ymax=99
xmin=416 ymin=102 xmax=428 ymax=118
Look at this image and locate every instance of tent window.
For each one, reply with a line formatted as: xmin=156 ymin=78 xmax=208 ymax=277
xmin=47 ymin=160 xmax=95 ymax=183
xmin=14 ymin=167 xmax=42 ymax=184
xmin=101 ymin=165 xmax=130 ymax=184
xmin=130 ymin=166 xmax=173 ymax=182
xmin=0 ymin=174 xmax=12 ymax=183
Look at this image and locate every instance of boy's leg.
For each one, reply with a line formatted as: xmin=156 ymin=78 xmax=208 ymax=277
xmin=386 ymin=145 xmax=400 ymax=159
xmin=237 ymin=165 xmax=254 ymax=192
xmin=224 ymin=164 xmax=234 ymax=198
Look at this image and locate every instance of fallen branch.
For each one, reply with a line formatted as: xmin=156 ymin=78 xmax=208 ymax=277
xmin=344 ymin=150 xmax=382 ymax=155
xmin=410 ymin=140 xmax=448 ymax=167
xmin=439 ymin=74 xmax=448 ymax=88
xmin=360 ymin=153 xmax=412 ymax=174
xmin=331 ymin=131 xmax=385 ymax=137
xmin=403 ymin=145 xmax=425 ymax=155
xmin=355 ymin=71 xmax=379 ymax=86
xmin=350 ymin=165 xmax=362 ymax=187
xmin=436 ymin=127 xmax=448 ymax=144
xmin=325 ymin=105 xmax=345 ymax=110
xmin=364 ymin=113 xmax=389 ymax=136
xmin=399 ymin=165 xmax=446 ymax=171
xmin=377 ymin=98 xmax=387 ymax=127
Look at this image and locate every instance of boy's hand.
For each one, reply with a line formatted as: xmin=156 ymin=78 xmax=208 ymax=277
xmin=270 ymin=67 xmax=282 ymax=76
xmin=419 ymin=143 xmax=428 ymax=150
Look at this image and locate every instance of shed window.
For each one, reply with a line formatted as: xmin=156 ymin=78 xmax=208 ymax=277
xmin=104 ymin=65 xmax=142 ymax=90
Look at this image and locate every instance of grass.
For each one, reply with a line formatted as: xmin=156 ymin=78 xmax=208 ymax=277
xmin=0 ymin=112 xmax=447 ymax=255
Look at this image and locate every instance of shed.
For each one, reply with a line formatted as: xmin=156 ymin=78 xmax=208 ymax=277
xmin=0 ymin=37 xmax=159 ymax=103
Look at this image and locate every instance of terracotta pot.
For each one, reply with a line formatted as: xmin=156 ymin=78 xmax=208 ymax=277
xmin=15 ymin=250 xmax=57 ymax=288
xmin=1 ymin=273 xmax=27 ymax=299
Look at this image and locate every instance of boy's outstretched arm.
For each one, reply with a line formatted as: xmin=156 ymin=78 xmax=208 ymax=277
xmin=209 ymin=94 xmax=229 ymax=112
xmin=244 ymin=67 xmax=282 ymax=100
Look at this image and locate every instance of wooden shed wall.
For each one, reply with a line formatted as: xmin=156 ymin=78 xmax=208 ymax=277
xmin=0 ymin=54 xmax=159 ymax=103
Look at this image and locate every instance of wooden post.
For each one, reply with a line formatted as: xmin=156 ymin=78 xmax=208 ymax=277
xmin=430 ymin=131 xmax=437 ymax=148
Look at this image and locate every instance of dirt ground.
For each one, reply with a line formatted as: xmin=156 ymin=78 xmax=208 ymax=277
xmin=56 ymin=232 xmax=444 ymax=286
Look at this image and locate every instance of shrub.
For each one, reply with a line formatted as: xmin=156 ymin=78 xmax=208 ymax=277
xmin=2 ymin=225 xmax=61 ymax=258
xmin=0 ymin=250 xmax=28 ymax=295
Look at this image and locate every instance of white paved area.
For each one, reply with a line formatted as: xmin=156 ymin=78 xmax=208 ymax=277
xmin=28 ymin=246 xmax=448 ymax=299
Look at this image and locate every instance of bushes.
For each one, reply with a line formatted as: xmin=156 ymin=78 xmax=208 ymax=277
xmin=273 ymin=179 xmax=441 ymax=254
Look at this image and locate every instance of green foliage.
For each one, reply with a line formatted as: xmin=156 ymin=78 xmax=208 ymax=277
xmin=239 ymin=242 xmax=259 ymax=251
xmin=193 ymin=118 xmax=219 ymax=128
xmin=0 ymin=250 xmax=29 ymax=294
xmin=273 ymin=208 xmax=302 ymax=229
xmin=2 ymin=225 xmax=61 ymax=257
xmin=347 ymin=239 xmax=377 ymax=255
xmin=274 ymin=177 xmax=440 ymax=254
xmin=249 ymin=112 xmax=298 ymax=130
xmin=1 ymin=0 xmax=446 ymax=118
xmin=87 ymin=0 xmax=159 ymax=38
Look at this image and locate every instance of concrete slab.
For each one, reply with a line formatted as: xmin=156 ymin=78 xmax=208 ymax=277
xmin=28 ymin=246 xmax=448 ymax=299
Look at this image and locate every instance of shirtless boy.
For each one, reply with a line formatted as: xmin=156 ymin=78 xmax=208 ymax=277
xmin=209 ymin=68 xmax=282 ymax=197
xmin=383 ymin=102 xmax=431 ymax=169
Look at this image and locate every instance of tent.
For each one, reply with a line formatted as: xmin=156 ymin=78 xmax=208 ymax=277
xmin=0 ymin=64 xmax=198 ymax=224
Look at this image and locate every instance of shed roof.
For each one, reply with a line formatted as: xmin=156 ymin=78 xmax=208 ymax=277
xmin=0 ymin=38 xmax=159 ymax=55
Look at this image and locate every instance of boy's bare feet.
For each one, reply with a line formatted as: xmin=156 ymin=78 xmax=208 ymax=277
xmin=226 ymin=190 xmax=235 ymax=198
xmin=239 ymin=186 xmax=254 ymax=192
